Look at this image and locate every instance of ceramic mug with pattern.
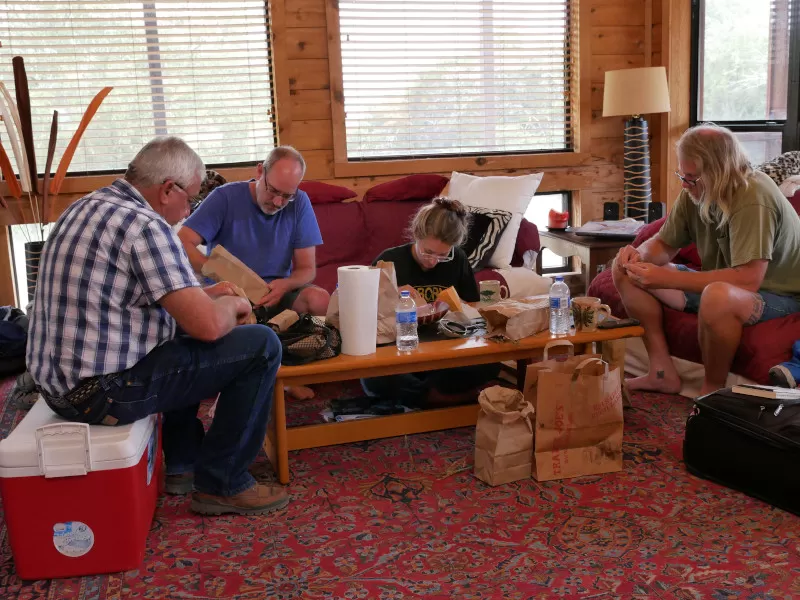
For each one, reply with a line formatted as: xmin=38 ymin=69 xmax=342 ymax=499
xmin=572 ymin=296 xmax=611 ymax=332
xmin=479 ymin=279 xmax=509 ymax=305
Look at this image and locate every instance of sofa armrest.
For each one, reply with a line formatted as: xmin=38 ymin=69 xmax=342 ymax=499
xmin=510 ymin=218 xmax=541 ymax=268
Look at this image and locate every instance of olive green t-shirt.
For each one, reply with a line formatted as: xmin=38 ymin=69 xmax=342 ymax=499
xmin=658 ymin=170 xmax=800 ymax=296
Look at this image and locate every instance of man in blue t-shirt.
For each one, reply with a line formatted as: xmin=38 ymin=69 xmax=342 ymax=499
xmin=178 ymin=146 xmax=329 ymax=319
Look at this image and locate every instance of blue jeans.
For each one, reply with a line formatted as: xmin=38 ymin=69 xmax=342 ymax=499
xmin=675 ymin=264 xmax=800 ymax=323
xmin=84 ymin=325 xmax=281 ymax=497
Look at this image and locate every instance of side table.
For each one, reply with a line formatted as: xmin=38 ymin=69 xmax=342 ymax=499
xmin=537 ymin=229 xmax=631 ymax=293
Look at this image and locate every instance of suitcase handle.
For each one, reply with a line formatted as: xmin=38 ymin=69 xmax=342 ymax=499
xmin=35 ymin=422 xmax=93 ymax=478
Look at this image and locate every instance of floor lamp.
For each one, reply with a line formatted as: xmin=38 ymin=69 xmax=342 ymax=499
xmin=602 ymin=67 xmax=671 ymax=222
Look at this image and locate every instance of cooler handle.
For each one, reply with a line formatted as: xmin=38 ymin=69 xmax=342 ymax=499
xmin=36 ymin=422 xmax=93 ymax=478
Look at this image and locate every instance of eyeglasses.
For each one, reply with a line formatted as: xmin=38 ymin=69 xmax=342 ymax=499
xmin=674 ymin=171 xmax=701 ymax=187
xmin=264 ymin=176 xmax=297 ymax=202
xmin=416 ymin=242 xmax=454 ymax=263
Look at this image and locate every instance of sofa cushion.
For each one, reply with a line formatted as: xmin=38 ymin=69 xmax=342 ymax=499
xmin=462 ymin=206 xmax=512 ymax=270
xmin=315 ymin=202 xmax=369 ymax=268
xmin=448 ymin=171 xmax=543 ymax=270
xmin=299 ymin=181 xmax=357 ymax=204
xmin=363 ymin=200 xmax=425 ymax=262
xmin=362 ymin=174 xmax=449 ymax=203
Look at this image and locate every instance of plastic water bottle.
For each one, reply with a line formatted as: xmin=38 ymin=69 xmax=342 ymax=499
xmin=549 ymin=276 xmax=571 ymax=335
xmin=396 ymin=290 xmax=419 ymax=352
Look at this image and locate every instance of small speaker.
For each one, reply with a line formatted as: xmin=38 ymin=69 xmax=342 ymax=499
xmin=647 ymin=202 xmax=665 ymax=223
xmin=603 ymin=202 xmax=620 ymax=221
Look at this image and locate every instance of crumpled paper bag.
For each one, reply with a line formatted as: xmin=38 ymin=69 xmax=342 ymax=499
xmin=474 ymin=386 xmax=535 ymax=486
xmin=478 ymin=296 xmax=549 ymax=340
xmin=201 ymin=245 xmax=269 ymax=304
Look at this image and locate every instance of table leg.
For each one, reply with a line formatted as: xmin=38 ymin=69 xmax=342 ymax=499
xmin=601 ymin=338 xmax=632 ymax=407
xmin=263 ymin=378 xmax=290 ymax=484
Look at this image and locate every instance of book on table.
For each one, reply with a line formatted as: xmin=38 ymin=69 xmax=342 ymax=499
xmin=730 ymin=384 xmax=800 ymax=400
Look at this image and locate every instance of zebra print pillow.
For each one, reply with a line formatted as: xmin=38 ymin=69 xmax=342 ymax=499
xmin=462 ymin=206 xmax=513 ymax=270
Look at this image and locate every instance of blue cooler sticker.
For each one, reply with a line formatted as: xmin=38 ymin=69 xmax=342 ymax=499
xmin=53 ymin=521 xmax=94 ymax=557
xmin=146 ymin=422 xmax=158 ymax=486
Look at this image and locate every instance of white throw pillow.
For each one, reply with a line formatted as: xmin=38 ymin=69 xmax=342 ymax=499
xmin=449 ymin=171 xmax=543 ymax=269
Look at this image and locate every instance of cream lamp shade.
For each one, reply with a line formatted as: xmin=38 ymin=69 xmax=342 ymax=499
xmin=603 ymin=66 xmax=671 ymax=117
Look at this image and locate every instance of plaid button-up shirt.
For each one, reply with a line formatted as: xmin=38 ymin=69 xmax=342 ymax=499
xmin=27 ymin=179 xmax=199 ymax=397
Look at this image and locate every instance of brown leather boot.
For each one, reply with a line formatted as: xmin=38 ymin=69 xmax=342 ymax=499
xmin=190 ymin=483 xmax=290 ymax=515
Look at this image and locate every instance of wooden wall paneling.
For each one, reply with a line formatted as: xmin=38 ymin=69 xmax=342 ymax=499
xmin=288 ymin=59 xmax=330 ymax=91
xmin=659 ymin=0 xmax=692 ymax=210
xmin=270 ymin=0 xmax=294 ymax=145
xmin=302 ymin=149 xmax=335 ymax=179
xmin=285 ymin=0 xmax=326 ymax=28
xmin=590 ymin=0 xmax=645 ymax=26
xmin=324 ymin=0 xmax=348 ymax=169
xmin=292 ymin=120 xmax=334 ymax=151
xmin=576 ymin=0 xmax=593 ymax=155
xmin=285 ymin=27 xmax=329 ymax=59
xmin=645 ymin=0 xmax=653 ymax=65
xmin=591 ymin=27 xmax=645 ymax=56
xmin=0 ymin=227 xmax=16 ymax=306
xmin=290 ymin=89 xmax=331 ymax=121
xmin=590 ymin=54 xmax=645 ymax=83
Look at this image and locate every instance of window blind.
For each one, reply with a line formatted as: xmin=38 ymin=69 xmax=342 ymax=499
xmin=0 ymin=1 xmax=276 ymax=175
xmin=337 ymin=0 xmax=572 ymax=160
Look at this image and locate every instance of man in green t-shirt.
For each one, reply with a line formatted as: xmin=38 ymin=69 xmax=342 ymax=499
xmin=613 ymin=124 xmax=800 ymax=396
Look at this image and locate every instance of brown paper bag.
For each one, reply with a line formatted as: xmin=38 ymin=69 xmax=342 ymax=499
xmin=478 ymin=297 xmax=549 ymax=340
xmin=525 ymin=346 xmax=623 ymax=481
xmin=474 ymin=386 xmax=535 ymax=486
xmin=325 ymin=261 xmax=399 ymax=344
xmin=201 ymin=245 xmax=269 ymax=304
xmin=230 ymin=284 xmax=257 ymax=325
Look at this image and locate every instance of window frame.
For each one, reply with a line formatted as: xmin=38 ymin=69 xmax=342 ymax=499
xmin=690 ymin=0 xmax=800 ymax=154
xmin=324 ymin=0 xmax=591 ymax=179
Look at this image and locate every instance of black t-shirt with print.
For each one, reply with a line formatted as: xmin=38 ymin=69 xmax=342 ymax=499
xmin=374 ymin=243 xmax=480 ymax=304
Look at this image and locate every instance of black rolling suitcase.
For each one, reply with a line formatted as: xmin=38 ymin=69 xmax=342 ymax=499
xmin=683 ymin=387 xmax=800 ymax=516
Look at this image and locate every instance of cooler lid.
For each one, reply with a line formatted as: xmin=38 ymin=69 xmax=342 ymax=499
xmin=0 ymin=398 xmax=155 ymax=478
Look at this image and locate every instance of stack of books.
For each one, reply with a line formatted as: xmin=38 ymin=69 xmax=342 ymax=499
xmin=731 ymin=384 xmax=800 ymax=400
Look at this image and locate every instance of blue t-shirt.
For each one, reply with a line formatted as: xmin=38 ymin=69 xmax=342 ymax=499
xmin=183 ymin=180 xmax=323 ymax=282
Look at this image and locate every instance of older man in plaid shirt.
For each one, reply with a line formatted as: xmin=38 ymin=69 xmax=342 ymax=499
xmin=27 ymin=136 xmax=287 ymax=516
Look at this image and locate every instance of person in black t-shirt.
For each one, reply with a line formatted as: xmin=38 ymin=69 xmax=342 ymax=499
xmin=362 ymin=198 xmax=500 ymax=408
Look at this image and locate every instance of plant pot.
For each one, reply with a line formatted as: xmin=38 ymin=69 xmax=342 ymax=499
xmin=24 ymin=241 xmax=45 ymax=302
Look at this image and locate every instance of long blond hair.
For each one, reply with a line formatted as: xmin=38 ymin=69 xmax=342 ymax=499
xmin=676 ymin=123 xmax=753 ymax=228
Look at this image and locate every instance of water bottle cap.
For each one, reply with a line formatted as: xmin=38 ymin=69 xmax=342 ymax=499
xmin=555 ymin=276 xmax=564 ymax=282
xmin=400 ymin=290 xmax=410 ymax=298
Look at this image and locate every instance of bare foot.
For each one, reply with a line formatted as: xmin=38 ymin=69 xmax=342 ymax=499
xmin=285 ymin=385 xmax=315 ymax=400
xmin=626 ymin=371 xmax=681 ymax=394
xmin=698 ymin=382 xmax=724 ymax=396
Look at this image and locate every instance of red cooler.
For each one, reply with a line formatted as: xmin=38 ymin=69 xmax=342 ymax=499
xmin=0 ymin=399 xmax=161 ymax=580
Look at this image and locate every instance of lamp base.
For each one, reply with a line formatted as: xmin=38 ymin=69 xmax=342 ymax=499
xmin=623 ymin=116 xmax=652 ymax=222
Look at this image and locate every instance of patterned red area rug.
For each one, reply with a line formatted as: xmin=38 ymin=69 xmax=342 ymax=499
xmin=0 ymin=376 xmax=798 ymax=599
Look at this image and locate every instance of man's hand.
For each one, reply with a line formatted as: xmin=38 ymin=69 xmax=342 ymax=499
xmin=256 ymin=278 xmax=293 ymax=308
xmin=614 ymin=245 xmax=642 ymax=270
xmin=204 ymin=281 xmax=239 ymax=300
xmin=398 ymin=285 xmax=424 ymax=305
xmin=624 ymin=262 xmax=675 ymax=289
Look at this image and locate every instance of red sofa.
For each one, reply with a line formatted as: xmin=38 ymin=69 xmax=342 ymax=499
xmin=312 ymin=198 xmax=541 ymax=294
xmin=588 ymin=195 xmax=800 ymax=384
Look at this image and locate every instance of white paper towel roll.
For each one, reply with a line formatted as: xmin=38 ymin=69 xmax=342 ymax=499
xmin=337 ymin=265 xmax=381 ymax=355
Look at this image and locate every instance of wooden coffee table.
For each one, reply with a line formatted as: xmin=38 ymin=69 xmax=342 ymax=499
xmin=263 ymin=325 xmax=643 ymax=484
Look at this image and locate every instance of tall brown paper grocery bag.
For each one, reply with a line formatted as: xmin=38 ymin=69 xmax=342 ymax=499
xmin=524 ymin=343 xmax=623 ymax=481
xmin=474 ymin=386 xmax=535 ymax=486
xmin=325 ymin=261 xmax=398 ymax=344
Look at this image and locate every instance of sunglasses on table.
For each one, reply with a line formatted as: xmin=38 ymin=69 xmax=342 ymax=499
xmin=415 ymin=242 xmax=454 ymax=263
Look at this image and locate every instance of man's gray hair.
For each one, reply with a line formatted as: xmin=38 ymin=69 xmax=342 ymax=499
xmin=263 ymin=146 xmax=306 ymax=177
xmin=125 ymin=136 xmax=206 ymax=188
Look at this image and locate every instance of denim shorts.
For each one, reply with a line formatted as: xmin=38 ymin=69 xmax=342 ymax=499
xmin=675 ymin=264 xmax=800 ymax=323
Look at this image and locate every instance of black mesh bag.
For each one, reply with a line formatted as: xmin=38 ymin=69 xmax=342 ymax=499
xmin=256 ymin=311 xmax=341 ymax=366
